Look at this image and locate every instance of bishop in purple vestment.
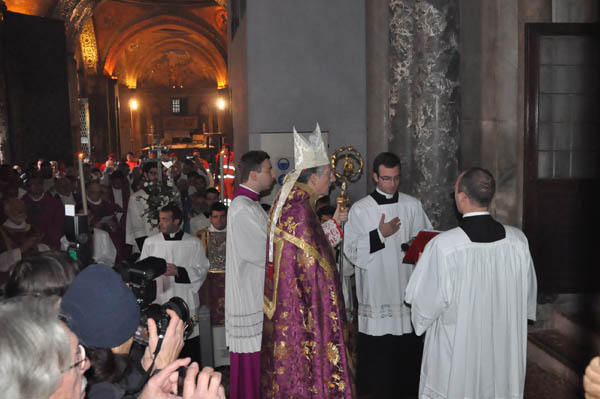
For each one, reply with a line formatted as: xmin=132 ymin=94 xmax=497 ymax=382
xmin=262 ymin=181 xmax=354 ymax=398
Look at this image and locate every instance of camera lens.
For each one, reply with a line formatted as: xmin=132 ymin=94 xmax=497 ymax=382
xmin=165 ymin=296 xmax=190 ymax=323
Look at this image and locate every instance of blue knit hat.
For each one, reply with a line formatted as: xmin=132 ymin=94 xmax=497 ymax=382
xmin=61 ymin=264 xmax=140 ymax=348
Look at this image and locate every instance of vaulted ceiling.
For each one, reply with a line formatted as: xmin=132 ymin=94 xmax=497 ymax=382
xmin=3 ymin=0 xmax=228 ymax=89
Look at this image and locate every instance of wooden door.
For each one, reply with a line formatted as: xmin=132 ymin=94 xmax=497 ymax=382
xmin=524 ymin=24 xmax=600 ymax=292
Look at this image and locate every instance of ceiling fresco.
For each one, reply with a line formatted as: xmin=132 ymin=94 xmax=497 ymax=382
xmin=3 ymin=0 xmax=228 ymax=89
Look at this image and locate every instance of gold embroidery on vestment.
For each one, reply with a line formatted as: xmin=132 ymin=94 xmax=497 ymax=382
xmin=277 ymin=229 xmax=333 ymax=278
xmin=327 ymin=342 xmax=340 ymax=366
xmin=273 ymin=341 xmax=288 ymax=360
xmin=263 ymin=237 xmax=285 ymax=319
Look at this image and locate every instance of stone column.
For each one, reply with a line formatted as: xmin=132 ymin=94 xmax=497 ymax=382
xmin=389 ymin=0 xmax=460 ymax=229
xmin=0 ymin=0 xmax=10 ymax=164
xmin=365 ymin=0 xmax=391 ymax=192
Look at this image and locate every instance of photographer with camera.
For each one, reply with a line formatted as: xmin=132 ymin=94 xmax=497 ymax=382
xmin=139 ymin=203 xmax=209 ymax=364
xmin=140 ymin=359 xmax=226 ymax=399
xmin=61 ymin=264 xmax=186 ymax=399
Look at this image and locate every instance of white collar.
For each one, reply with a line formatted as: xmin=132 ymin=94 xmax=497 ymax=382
xmin=3 ymin=220 xmax=28 ymax=229
xmin=28 ymin=192 xmax=44 ymax=202
xmin=463 ymin=211 xmax=490 ymax=218
xmin=167 ymin=228 xmax=183 ymax=238
xmin=88 ymin=198 xmax=102 ymax=205
xmin=376 ymin=187 xmax=394 ymax=199
xmin=240 ymin=184 xmax=259 ymax=195
xmin=209 ymin=225 xmax=226 ymax=233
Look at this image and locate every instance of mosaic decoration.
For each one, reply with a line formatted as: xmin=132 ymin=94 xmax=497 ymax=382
xmin=79 ymin=98 xmax=91 ymax=157
xmin=79 ymin=17 xmax=98 ymax=74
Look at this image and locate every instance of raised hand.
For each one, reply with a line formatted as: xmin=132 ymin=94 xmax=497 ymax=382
xmin=378 ymin=213 xmax=401 ymax=238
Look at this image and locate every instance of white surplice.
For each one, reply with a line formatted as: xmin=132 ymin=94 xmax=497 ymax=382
xmin=404 ymin=226 xmax=537 ymax=399
xmin=140 ymin=232 xmax=209 ymax=339
xmin=344 ymin=190 xmax=432 ymax=335
xmin=190 ymin=213 xmax=211 ymax=236
xmin=60 ymin=228 xmax=117 ymax=267
xmin=225 ymin=194 xmax=268 ymax=353
xmin=125 ymin=189 xmax=158 ymax=250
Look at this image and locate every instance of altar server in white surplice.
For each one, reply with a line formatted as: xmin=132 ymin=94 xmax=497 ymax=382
xmin=225 ymin=151 xmax=275 ymax=399
xmin=139 ymin=204 xmax=209 ymax=363
xmin=344 ymin=152 xmax=432 ymax=398
xmin=405 ymin=168 xmax=537 ymax=399
xmin=126 ymin=161 xmax=160 ymax=252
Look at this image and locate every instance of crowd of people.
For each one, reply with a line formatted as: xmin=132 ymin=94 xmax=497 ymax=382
xmin=0 ymin=149 xmax=233 ymax=398
xmin=6 ymin=125 xmax=600 ymax=399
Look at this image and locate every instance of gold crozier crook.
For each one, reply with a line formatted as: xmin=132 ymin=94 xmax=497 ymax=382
xmin=330 ymin=146 xmax=364 ymax=280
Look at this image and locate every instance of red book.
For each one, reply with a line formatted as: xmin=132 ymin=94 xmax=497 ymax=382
xmin=402 ymin=230 xmax=441 ymax=264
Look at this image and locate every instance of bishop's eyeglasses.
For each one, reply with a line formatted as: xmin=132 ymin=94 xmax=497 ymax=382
xmin=61 ymin=344 xmax=86 ymax=373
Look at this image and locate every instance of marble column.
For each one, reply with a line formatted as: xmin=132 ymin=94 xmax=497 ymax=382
xmin=389 ymin=0 xmax=460 ymax=230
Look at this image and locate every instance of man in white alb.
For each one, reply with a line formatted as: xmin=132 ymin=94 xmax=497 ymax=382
xmin=126 ymin=161 xmax=159 ymax=252
xmin=139 ymin=204 xmax=209 ymax=363
xmin=225 ymin=150 xmax=274 ymax=399
xmin=344 ymin=152 xmax=432 ymax=398
xmin=405 ymin=168 xmax=538 ymax=399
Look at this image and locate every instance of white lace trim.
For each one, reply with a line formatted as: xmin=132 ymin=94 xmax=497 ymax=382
xmin=422 ymin=385 xmax=447 ymax=399
xmin=358 ymin=302 xmax=411 ymax=319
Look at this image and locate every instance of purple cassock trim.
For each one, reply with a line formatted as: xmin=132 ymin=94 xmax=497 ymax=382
xmin=232 ymin=185 xmax=260 ymax=201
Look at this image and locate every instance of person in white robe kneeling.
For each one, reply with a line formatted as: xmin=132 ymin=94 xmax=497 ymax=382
xmin=405 ymin=167 xmax=538 ymax=399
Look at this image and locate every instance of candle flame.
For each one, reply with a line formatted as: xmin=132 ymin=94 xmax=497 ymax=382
xmin=78 ymin=153 xmax=84 ymax=159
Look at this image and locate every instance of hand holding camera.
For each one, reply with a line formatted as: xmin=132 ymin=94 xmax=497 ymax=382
xmin=139 ymin=358 xmax=226 ymax=399
xmin=142 ymin=308 xmax=185 ymax=372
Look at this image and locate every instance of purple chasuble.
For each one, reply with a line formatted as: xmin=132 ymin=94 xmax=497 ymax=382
xmin=262 ymin=183 xmax=354 ymax=398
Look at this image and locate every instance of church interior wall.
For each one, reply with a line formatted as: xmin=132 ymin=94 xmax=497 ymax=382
xmin=228 ymin=3 xmax=249 ymax=158
xmin=365 ymin=0 xmax=392 ymax=194
xmin=459 ymin=0 xmax=521 ymax=227
xmin=232 ymin=0 xmax=368 ymax=201
xmin=1 ymin=10 xmax=73 ymax=168
xmin=460 ymin=0 xmax=598 ymax=230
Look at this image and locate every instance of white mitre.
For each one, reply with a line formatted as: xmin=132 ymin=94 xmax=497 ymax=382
xmin=268 ymin=123 xmax=329 ymax=261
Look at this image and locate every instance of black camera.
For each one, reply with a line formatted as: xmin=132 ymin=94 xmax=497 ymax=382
xmin=142 ymin=296 xmax=191 ymax=338
xmin=116 ymin=256 xmax=194 ymax=345
xmin=118 ymin=256 xmax=166 ymax=307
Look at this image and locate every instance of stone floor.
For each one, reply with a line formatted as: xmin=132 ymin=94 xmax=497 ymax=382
xmin=217 ymin=361 xmax=582 ymax=398
xmin=524 ymin=362 xmax=582 ymax=399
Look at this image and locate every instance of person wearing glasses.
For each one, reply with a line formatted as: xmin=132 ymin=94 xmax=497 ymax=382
xmin=60 ymin=264 xmax=185 ymax=399
xmin=344 ymin=152 xmax=432 ymax=398
xmin=0 ymin=296 xmax=90 ymax=399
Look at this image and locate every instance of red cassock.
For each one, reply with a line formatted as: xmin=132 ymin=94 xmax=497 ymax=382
xmin=23 ymin=192 xmax=64 ymax=250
